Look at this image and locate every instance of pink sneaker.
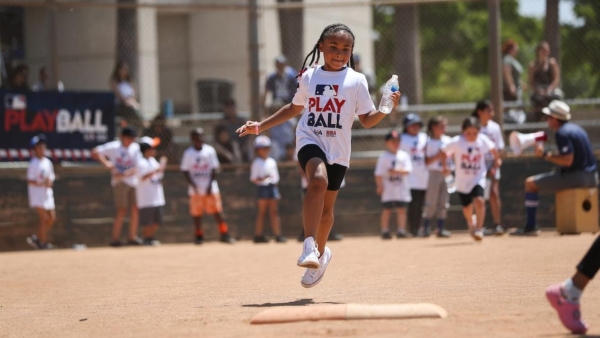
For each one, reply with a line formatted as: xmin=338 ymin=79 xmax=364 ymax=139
xmin=545 ymin=283 xmax=589 ymax=334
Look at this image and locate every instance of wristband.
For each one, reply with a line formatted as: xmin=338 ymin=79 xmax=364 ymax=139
xmin=255 ymin=125 xmax=260 ymax=135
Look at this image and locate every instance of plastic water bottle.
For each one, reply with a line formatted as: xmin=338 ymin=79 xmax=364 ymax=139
xmin=378 ymin=75 xmax=399 ymax=114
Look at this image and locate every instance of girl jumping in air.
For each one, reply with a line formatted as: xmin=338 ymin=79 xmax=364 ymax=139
xmin=442 ymin=117 xmax=500 ymax=241
xmin=237 ymin=23 xmax=400 ymax=288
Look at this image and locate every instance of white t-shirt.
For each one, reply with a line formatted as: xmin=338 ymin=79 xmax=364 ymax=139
xmin=293 ymin=66 xmax=375 ymax=168
xmin=180 ymin=145 xmax=220 ymax=196
xmin=135 ymin=157 xmax=165 ymax=208
xmin=480 ymin=120 xmax=505 ymax=161
xmin=426 ymin=135 xmax=454 ymax=171
xmin=95 ymin=140 xmax=141 ymax=187
xmin=442 ymin=134 xmax=495 ymax=194
xmin=27 ymin=157 xmax=55 ymax=210
xmin=374 ymin=150 xmax=413 ymax=203
xmin=250 ymin=157 xmax=280 ymax=186
xmin=400 ymin=132 xmax=429 ymax=190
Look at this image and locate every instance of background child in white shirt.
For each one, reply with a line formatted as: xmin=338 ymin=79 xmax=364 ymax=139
xmin=374 ymin=130 xmax=412 ymax=239
xmin=181 ymin=128 xmax=235 ymax=245
xmin=400 ymin=113 xmax=429 ymax=237
xmin=250 ymin=135 xmax=286 ymax=244
xmin=26 ymin=134 xmax=56 ymax=250
xmin=136 ymin=136 xmax=167 ymax=246
xmin=236 ymin=23 xmax=400 ymax=289
xmin=422 ymin=116 xmax=453 ymax=238
xmin=92 ymin=126 xmax=142 ymax=247
xmin=442 ymin=117 xmax=501 ymax=241
xmin=472 ymin=100 xmax=505 ymax=235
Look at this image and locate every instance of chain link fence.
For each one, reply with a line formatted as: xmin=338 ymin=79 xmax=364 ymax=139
xmin=1 ymin=0 xmax=599 ymax=162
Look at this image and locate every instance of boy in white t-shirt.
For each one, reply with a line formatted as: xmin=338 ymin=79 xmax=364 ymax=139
xmin=442 ymin=117 xmax=501 ymax=241
xmin=236 ymin=24 xmax=400 ymax=289
xmin=181 ymin=128 xmax=235 ymax=245
xmin=136 ymin=136 xmax=167 ymax=246
xmin=26 ymin=134 xmax=56 ymax=250
xmin=93 ymin=126 xmax=142 ymax=247
xmin=250 ymin=135 xmax=286 ymax=243
xmin=375 ymin=130 xmax=412 ymax=239
xmin=400 ymin=113 xmax=429 ymax=236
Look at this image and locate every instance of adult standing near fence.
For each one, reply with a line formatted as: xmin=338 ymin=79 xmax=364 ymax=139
xmin=513 ymin=100 xmax=598 ymax=236
xmin=472 ymin=100 xmax=505 ymax=236
xmin=92 ymin=126 xmax=143 ymax=247
xmin=529 ymin=41 xmax=562 ymax=121
xmin=502 ymin=39 xmax=523 ymax=103
xmin=110 ymin=61 xmax=142 ymax=130
xmin=260 ymin=55 xmax=297 ymax=161
xmin=215 ymin=98 xmax=250 ymax=163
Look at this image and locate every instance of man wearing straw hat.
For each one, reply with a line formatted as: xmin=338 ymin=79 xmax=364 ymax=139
xmin=513 ymin=100 xmax=598 ymax=236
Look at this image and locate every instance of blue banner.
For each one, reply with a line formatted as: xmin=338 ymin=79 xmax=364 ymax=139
xmin=0 ymin=91 xmax=115 ymax=162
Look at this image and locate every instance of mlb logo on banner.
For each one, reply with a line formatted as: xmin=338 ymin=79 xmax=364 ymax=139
xmin=315 ymin=85 xmax=338 ymax=97
xmin=5 ymin=94 xmax=27 ymax=110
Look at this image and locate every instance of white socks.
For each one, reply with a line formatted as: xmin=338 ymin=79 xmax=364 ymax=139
xmin=562 ymin=278 xmax=583 ymax=303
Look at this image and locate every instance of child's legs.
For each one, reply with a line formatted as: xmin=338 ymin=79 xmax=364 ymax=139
xmin=396 ymin=206 xmax=407 ymax=231
xmin=255 ymin=199 xmax=269 ymax=236
xmin=315 ymin=190 xmax=339 ymax=256
xmin=268 ymin=199 xmax=281 ymax=236
xmin=473 ymin=197 xmax=486 ymax=230
xmin=489 ymin=177 xmax=501 ymax=224
xmin=408 ymin=190 xmax=426 ymax=235
xmin=189 ymin=195 xmax=203 ymax=233
xmin=35 ymin=208 xmax=48 ymax=242
xmin=423 ymin=172 xmax=442 ymax=221
xmin=574 ymin=234 xmax=600 ymax=289
xmin=380 ymin=206 xmax=392 ymax=232
xmin=461 ymin=204 xmax=474 ymax=231
xmin=437 ymin=177 xmax=450 ymax=220
xmin=128 ymin=204 xmax=139 ymax=240
xmin=112 ymin=208 xmax=127 ymax=240
xmin=302 ymin=158 xmax=328 ymax=239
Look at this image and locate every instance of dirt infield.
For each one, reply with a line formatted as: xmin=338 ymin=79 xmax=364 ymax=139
xmin=1 ymin=232 xmax=599 ymax=338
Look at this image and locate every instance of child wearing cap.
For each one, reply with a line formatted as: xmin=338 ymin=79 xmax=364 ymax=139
xmin=375 ymin=130 xmax=412 ymax=239
xmin=136 ymin=136 xmax=167 ymax=246
xmin=401 ymin=113 xmax=429 ymax=237
xmin=26 ymin=134 xmax=56 ymax=250
xmin=92 ymin=126 xmax=142 ymax=247
xmin=181 ymin=128 xmax=235 ymax=244
xmin=250 ymin=135 xmax=286 ymax=243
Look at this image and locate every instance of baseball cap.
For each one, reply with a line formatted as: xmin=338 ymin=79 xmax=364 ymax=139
xmin=403 ymin=113 xmax=423 ymax=128
xmin=542 ymin=100 xmax=571 ymax=121
xmin=384 ymin=129 xmax=400 ymax=141
xmin=121 ymin=126 xmax=137 ymax=137
xmin=191 ymin=127 xmax=204 ymax=137
xmin=254 ymin=135 xmax=272 ymax=148
xmin=30 ymin=134 xmax=47 ymax=147
xmin=139 ymin=136 xmax=161 ymax=148
xmin=275 ymin=55 xmax=287 ymax=64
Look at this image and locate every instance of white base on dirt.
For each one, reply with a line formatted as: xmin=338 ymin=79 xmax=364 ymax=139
xmin=250 ymin=303 xmax=447 ymax=324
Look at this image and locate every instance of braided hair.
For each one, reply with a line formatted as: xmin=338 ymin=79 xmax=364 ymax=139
xmin=296 ymin=23 xmax=356 ymax=80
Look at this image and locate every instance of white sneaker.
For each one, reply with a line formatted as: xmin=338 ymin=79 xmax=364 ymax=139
xmin=472 ymin=230 xmax=484 ymax=241
xmin=297 ymin=237 xmax=320 ymax=269
xmin=301 ymin=247 xmax=332 ymax=288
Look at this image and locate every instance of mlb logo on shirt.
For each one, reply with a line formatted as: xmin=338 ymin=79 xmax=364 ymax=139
xmin=315 ymin=85 xmax=338 ymax=97
xmin=4 ymin=94 xmax=27 ymax=109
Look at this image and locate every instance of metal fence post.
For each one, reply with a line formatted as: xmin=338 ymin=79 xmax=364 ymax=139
xmin=487 ymin=0 xmax=503 ymax=128
xmin=249 ymin=0 xmax=260 ymax=122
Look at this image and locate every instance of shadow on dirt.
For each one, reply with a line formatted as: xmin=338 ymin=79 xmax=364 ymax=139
xmin=242 ymin=298 xmax=342 ymax=308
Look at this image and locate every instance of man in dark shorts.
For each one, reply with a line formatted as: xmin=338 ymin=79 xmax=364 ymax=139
xmin=513 ymin=100 xmax=598 ymax=236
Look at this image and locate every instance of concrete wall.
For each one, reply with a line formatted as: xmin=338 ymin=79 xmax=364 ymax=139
xmin=188 ymin=9 xmax=250 ymax=113
xmin=1 ymin=158 xmax=593 ymax=252
xmin=157 ymin=14 xmax=191 ymax=113
xmin=24 ymin=6 xmax=116 ymax=91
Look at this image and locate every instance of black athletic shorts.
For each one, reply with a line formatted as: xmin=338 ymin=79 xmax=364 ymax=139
xmin=458 ymin=185 xmax=484 ymax=207
xmin=297 ymin=144 xmax=347 ymax=191
xmin=382 ymin=201 xmax=409 ymax=209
